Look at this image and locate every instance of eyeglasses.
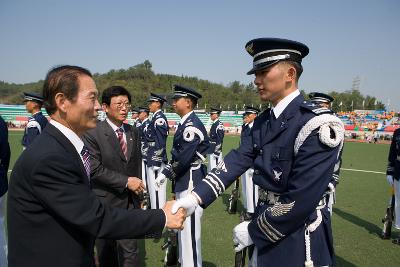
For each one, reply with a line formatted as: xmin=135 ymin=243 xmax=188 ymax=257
xmin=112 ymin=102 xmax=131 ymax=109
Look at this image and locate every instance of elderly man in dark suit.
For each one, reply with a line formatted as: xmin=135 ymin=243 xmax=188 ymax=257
xmin=0 ymin=115 xmax=10 ymax=266
xmin=83 ymin=86 xmax=145 ymax=267
xmin=7 ymin=65 xmax=185 ymax=267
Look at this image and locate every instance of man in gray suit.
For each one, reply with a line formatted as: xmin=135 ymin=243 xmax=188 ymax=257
xmin=83 ymin=86 xmax=145 ymax=267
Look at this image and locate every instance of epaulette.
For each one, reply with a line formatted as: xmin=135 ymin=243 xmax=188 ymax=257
xmin=300 ymin=100 xmax=333 ymax=115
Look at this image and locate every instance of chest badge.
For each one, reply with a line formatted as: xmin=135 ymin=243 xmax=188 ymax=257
xmin=272 ymin=167 xmax=283 ymax=182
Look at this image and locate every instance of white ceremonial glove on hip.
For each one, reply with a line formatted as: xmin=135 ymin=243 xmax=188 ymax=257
xmin=152 ymin=166 xmax=161 ymax=171
xmin=154 ymin=173 xmax=166 ymax=190
xmin=233 ymin=221 xmax=253 ymax=252
xmin=387 ymin=175 xmax=394 ymax=186
xmin=172 ymin=193 xmax=199 ymax=217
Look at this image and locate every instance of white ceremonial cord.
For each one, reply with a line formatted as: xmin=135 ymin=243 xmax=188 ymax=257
xmin=304 ymin=209 xmax=323 ymax=267
xmin=294 ymin=114 xmax=344 ymax=159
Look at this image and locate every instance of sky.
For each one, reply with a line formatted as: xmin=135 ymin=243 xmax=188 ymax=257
xmin=1 ymin=0 xmax=399 ymax=109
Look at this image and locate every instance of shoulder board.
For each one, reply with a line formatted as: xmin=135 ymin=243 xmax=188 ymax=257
xmin=300 ymin=100 xmax=333 ymax=115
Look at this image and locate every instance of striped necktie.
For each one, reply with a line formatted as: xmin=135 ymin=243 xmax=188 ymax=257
xmin=81 ymin=146 xmax=91 ymax=179
xmin=116 ymin=128 xmax=128 ymax=159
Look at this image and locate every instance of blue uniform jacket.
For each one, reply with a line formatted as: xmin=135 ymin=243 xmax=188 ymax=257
xmin=0 ymin=116 xmax=11 ymax=197
xmin=138 ymin=119 xmax=150 ymax=161
xmin=194 ymin=95 xmax=342 ymax=267
xmin=162 ymin=112 xmax=210 ymax=193
xmin=22 ymin=111 xmax=48 ymax=147
xmin=146 ymin=110 xmax=168 ymax=167
xmin=387 ymin=128 xmax=400 ymax=180
xmin=208 ymin=119 xmax=224 ymax=156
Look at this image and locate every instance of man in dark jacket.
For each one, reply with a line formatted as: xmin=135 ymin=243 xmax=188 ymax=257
xmin=7 ymin=65 xmax=185 ymax=267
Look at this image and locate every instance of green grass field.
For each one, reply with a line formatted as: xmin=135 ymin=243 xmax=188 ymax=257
xmin=6 ymin=132 xmax=400 ymax=266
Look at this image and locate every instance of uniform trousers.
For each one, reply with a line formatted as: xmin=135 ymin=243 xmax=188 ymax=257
xmin=96 ymin=238 xmax=138 ymax=267
xmin=207 ymin=153 xmax=222 ymax=172
xmin=147 ymin=164 xmax=167 ymax=209
xmin=393 ymin=178 xmax=400 ymax=229
xmin=241 ymin=168 xmax=258 ymax=213
xmin=176 ymin=190 xmax=203 ymax=267
xmin=0 ymin=196 xmax=7 ymax=267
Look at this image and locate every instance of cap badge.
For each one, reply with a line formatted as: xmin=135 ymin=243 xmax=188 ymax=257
xmin=246 ymin=42 xmax=254 ymax=54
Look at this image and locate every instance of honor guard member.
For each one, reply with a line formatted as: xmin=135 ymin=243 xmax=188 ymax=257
xmin=386 ymin=128 xmax=400 ymax=244
xmin=138 ymin=107 xmax=151 ymax=192
xmin=147 ymin=93 xmax=169 ymax=209
xmin=131 ymin=108 xmax=140 ymax=127
xmin=207 ymin=107 xmax=225 ymax=171
xmin=309 ymin=92 xmax=340 ymax=215
xmin=22 ymin=92 xmax=48 ymax=148
xmin=173 ymin=38 xmax=345 ymax=267
xmin=240 ymin=106 xmax=260 ymax=221
xmin=0 ymin=115 xmax=10 ymax=265
xmin=309 ymin=92 xmax=334 ymax=109
xmin=155 ymin=85 xmax=209 ymax=267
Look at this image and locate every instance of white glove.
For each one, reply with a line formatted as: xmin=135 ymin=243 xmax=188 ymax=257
xmin=387 ymin=175 xmax=394 ymax=186
xmin=172 ymin=193 xmax=199 ymax=217
xmin=154 ymin=173 xmax=166 ymax=190
xmin=152 ymin=166 xmax=161 ymax=171
xmin=233 ymin=221 xmax=253 ymax=252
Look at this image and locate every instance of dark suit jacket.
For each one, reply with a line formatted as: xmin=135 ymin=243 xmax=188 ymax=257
xmin=7 ymin=123 xmax=165 ymax=267
xmin=83 ymin=120 xmax=142 ymax=209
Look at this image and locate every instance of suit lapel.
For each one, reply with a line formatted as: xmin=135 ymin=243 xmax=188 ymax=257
xmin=102 ymin=121 xmax=127 ymax=162
xmin=45 ymin=124 xmax=90 ymax=187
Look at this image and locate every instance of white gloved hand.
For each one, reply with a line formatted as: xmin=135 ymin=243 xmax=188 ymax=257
xmin=152 ymin=166 xmax=161 ymax=171
xmin=233 ymin=221 xmax=253 ymax=252
xmin=387 ymin=175 xmax=394 ymax=186
xmin=172 ymin=193 xmax=199 ymax=217
xmin=154 ymin=173 xmax=166 ymax=190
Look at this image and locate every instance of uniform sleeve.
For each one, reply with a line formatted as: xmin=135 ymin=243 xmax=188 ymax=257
xmin=30 ymin=153 xmax=165 ymax=239
xmin=162 ymin=127 xmax=202 ymax=180
xmin=387 ymin=130 xmax=398 ymax=176
xmin=0 ymin=119 xmax=10 ymax=197
xmin=24 ymin=120 xmax=41 ymax=146
xmin=82 ymin=132 xmax=128 ymax=194
xmin=148 ymin=117 xmax=168 ymax=167
xmin=193 ymin=131 xmax=255 ymax=206
xmin=248 ymin=130 xmax=340 ymax=249
xmin=214 ymin=124 xmax=225 ymax=155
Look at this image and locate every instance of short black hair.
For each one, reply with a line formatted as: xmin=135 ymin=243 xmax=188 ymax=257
xmin=101 ymin=86 xmax=132 ymax=105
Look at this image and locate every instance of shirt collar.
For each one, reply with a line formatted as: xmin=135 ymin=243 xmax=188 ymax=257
xmin=153 ymin=109 xmax=162 ymax=116
xmin=180 ymin=110 xmax=194 ymax=125
xmin=106 ymin=118 xmax=124 ymax=132
xmin=50 ymin=120 xmax=84 ymax=154
xmin=272 ymin=89 xmax=300 ymax=119
xmin=141 ymin=118 xmax=149 ymax=123
xmin=248 ymin=121 xmax=254 ymax=128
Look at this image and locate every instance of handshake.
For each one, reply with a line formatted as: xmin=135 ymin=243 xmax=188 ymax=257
xmin=161 ymin=193 xmax=201 ymax=229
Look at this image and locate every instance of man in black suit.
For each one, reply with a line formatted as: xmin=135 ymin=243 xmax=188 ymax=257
xmin=83 ymin=86 xmax=145 ymax=267
xmin=7 ymin=65 xmax=185 ymax=267
xmin=0 ymin=115 xmax=10 ymax=266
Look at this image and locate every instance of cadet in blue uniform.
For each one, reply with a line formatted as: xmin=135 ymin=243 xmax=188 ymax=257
xmin=21 ymin=92 xmax=48 ymax=149
xmin=131 ymin=108 xmax=140 ymax=128
xmin=155 ymin=85 xmax=210 ymax=267
xmin=137 ymin=107 xmax=151 ymax=194
xmin=207 ymin=108 xmax=225 ymax=171
xmin=240 ymin=106 xmax=260 ymax=221
xmin=0 ymin=115 xmax=11 ymax=265
xmin=309 ymin=92 xmax=339 ymax=215
xmin=386 ymin=128 xmax=400 ymax=244
xmin=147 ymin=93 xmax=169 ymax=209
xmin=172 ymin=38 xmax=345 ymax=267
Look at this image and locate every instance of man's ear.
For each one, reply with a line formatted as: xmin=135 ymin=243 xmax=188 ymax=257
xmin=286 ymin=65 xmax=297 ymax=82
xmin=54 ymin=92 xmax=68 ymax=113
xmin=102 ymin=103 xmax=108 ymax=113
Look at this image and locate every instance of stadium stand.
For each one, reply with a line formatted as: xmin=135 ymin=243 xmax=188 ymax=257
xmin=1 ymin=105 xmax=398 ymax=139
